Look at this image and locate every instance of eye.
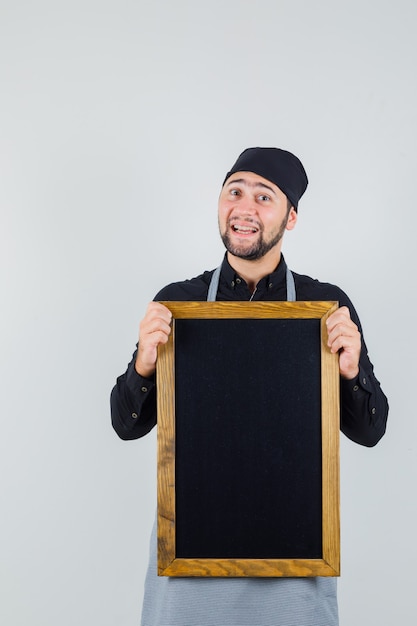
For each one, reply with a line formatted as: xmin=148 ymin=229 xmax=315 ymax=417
xmin=258 ymin=194 xmax=271 ymax=202
xmin=230 ymin=188 xmax=241 ymax=197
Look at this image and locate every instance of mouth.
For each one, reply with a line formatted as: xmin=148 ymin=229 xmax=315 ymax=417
xmin=230 ymin=222 xmax=259 ymax=236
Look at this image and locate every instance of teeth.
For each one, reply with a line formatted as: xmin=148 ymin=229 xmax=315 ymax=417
xmin=232 ymin=225 xmax=257 ymax=233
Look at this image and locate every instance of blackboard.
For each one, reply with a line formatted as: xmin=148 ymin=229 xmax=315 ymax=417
xmin=157 ymin=301 xmax=340 ymax=577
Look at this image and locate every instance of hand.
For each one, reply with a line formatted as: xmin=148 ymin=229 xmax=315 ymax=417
xmin=135 ymin=302 xmax=173 ymax=378
xmin=326 ymin=306 xmax=361 ymax=380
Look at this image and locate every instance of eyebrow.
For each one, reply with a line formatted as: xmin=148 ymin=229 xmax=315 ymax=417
xmin=226 ymin=177 xmax=277 ymax=196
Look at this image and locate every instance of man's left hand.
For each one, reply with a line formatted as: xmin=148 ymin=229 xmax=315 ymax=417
xmin=326 ymin=306 xmax=361 ymax=380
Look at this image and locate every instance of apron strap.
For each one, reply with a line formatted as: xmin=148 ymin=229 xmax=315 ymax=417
xmin=286 ymin=267 xmax=296 ymax=302
xmin=206 ymin=265 xmax=221 ymax=302
xmin=207 ymin=265 xmax=296 ymax=302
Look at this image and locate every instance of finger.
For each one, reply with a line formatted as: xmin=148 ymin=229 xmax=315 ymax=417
xmin=328 ymin=333 xmax=358 ymax=354
xmin=327 ymin=321 xmax=358 ymax=344
xmin=139 ymin=332 xmax=171 ymax=359
xmin=140 ymin=317 xmax=172 ymax=338
xmin=140 ymin=303 xmax=172 ymax=337
xmin=145 ymin=302 xmax=173 ymax=323
xmin=326 ymin=306 xmax=351 ymax=332
xmin=328 ymin=323 xmax=361 ymax=357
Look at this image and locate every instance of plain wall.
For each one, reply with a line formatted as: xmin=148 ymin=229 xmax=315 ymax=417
xmin=1 ymin=1 xmax=415 ymax=624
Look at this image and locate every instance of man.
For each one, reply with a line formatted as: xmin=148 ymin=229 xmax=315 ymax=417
xmin=111 ymin=147 xmax=388 ymax=626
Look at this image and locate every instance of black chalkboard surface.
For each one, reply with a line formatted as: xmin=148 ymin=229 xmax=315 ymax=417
xmin=157 ymin=302 xmax=340 ymax=577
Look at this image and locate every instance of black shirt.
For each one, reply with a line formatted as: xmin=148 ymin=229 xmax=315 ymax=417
xmin=111 ymin=255 xmax=388 ymax=446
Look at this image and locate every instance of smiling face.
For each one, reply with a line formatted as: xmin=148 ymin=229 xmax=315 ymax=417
xmin=218 ymin=171 xmax=297 ymax=262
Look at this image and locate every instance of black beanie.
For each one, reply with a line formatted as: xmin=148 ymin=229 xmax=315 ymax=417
xmin=223 ymin=147 xmax=308 ymax=209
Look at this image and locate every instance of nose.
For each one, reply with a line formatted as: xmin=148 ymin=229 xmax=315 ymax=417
xmin=238 ymin=196 xmax=256 ymax=216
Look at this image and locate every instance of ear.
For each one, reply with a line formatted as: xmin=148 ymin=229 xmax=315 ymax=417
xmin=285 ymin=207 xmax=298 ymax=231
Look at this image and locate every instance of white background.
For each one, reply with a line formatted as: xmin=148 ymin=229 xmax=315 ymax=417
xmin=1 ymin=1 xmax=415 ymax=624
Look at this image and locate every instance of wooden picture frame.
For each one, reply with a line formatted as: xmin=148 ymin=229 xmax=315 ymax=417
xmin=157 ymin=301 xmax=340 ymax=577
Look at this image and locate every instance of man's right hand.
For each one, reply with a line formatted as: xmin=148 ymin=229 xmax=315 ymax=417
xmin=134 ymin=302 xmax=173 ymax=378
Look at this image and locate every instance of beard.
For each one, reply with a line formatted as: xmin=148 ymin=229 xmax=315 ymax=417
xmin=219 ymin=214 xmax=289 ymax=261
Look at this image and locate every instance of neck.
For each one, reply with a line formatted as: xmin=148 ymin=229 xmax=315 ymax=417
xmin=226 ymin=249 xmax=282 ymax=292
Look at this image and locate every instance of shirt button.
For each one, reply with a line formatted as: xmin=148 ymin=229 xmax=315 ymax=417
xmin=353 ymin=385 xmax=359 ymax=392
xmin=371 ymin=407 xmax=376 ymax=415
xmin=231 ymin=280 xmax=235 ymax=287
xmin=132 ymin=412 xmax=138 ymax=419
xmin=362 ymin=377 xmax=367 ymax=385
xmin=141 ymin=386 xmax=148 ymax=393
xmin=268 ymin=282 xmax=273 ymax=289
xmin=236 ymin=278 xmax=241 ymax=284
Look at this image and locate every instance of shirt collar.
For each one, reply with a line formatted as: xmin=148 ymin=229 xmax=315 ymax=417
xmin=219 ymin=253 xmax=288 ymax=292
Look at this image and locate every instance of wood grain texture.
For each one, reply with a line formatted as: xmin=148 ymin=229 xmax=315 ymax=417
xmin=159 ymin=301 xmax=337 ymax=319
xmin=157 ymin=301 xmax=340 ymax=577
xmin=156 ymin=328 xmax=176 ymax=574
xmin=320 ymin=303 xmax=340 ymax=575
xmin=161 ymin=557 xmax=339 ymax=578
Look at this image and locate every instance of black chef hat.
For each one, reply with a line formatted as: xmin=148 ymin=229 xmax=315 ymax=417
xmin=223 ymin=147 xmax=308 ymax=210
